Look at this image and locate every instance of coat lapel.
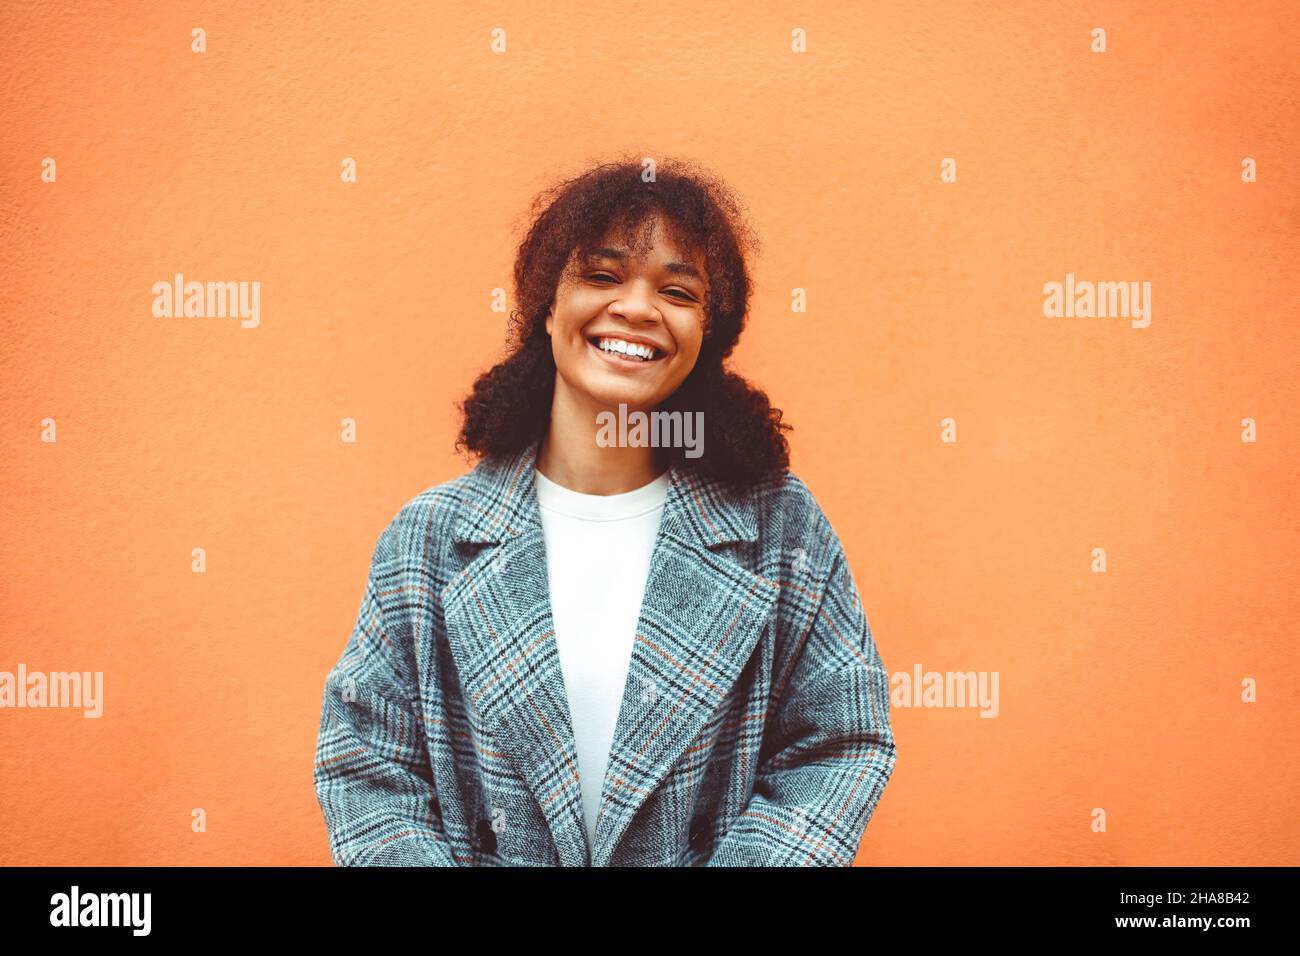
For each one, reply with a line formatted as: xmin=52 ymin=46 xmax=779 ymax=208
xmin=588 ymin=455 xmax=781 ymax=866
xmin=441 ymin=438 xmax=780 ymax=866
xmin=440 ymin=440 xmax=590 ymax=863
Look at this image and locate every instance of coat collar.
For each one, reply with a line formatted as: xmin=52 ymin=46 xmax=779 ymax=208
xmin=440 ymin=438 xmax=780 ymax=865
xmin=450 ymin=437 xmax=759 ymax=549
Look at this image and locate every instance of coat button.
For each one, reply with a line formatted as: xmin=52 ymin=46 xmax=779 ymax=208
xmin=476 ymin=818 xmax=497 ymax=854
xmin=688 ymin=814 xmax=710 ymax=849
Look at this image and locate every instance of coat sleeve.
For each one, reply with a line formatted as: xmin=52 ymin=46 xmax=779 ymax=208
xmin=313 ymin=516 xmax=459 ymax=866
xmin=704 ymin=526 xmax=897 ymax=866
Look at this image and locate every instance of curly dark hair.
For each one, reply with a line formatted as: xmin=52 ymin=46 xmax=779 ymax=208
xmin=455 ymin=153 xmax=792 ymax=489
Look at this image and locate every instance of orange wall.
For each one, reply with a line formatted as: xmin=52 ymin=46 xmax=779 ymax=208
xmin=1 ymin=1 xmax=1296 ymax=866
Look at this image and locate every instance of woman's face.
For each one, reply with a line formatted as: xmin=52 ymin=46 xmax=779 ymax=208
xmin=545 ymin=215 xmax=708 ymax=413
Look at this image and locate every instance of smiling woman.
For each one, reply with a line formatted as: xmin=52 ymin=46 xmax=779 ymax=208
xmin=458 ymin=155 xmax=790 ymax=493
xmin=313 ymin=154 xmax=899 ymax=867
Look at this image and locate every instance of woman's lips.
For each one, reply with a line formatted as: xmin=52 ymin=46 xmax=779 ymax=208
xmin=587 ymin=336 xmax=667 ymax=370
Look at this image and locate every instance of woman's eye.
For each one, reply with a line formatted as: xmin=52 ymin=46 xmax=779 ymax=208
xmin=587 ymin=273 xmax=695 ymax=302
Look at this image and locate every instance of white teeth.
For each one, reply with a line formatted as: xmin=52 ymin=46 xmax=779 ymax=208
xmin=596 ymin=336 xmax=658 ymax=360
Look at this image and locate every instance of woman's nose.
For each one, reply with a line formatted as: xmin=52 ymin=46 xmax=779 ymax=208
xmin=611 ymin=284 xmax=659 ymax=322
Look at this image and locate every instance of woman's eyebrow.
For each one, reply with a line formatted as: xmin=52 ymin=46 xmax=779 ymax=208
xmin=663 ymin=261 xmax=704 ymax=282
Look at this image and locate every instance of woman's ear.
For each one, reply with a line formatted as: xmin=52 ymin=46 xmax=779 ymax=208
xmin=544 ymin=309 xmax=553 ymax=336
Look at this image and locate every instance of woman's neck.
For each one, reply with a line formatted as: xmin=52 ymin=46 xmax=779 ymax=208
xmin=536 ymin=387 xmax=668 ymax=495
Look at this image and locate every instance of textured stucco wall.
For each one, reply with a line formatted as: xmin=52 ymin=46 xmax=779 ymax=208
xmin=0 ymin=1 xmax=1296 ymax=865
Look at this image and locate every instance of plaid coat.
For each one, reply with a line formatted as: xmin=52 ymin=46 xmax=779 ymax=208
xmin=314 ymin=438 xmax=897 ymax=866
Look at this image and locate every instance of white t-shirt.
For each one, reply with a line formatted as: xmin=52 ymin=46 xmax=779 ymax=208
xmin=533 ymin=464 xmax=671 ymax=848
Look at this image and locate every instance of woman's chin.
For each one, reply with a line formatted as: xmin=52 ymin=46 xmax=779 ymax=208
xmin=582 ymin=381 xmax=657 ymax=411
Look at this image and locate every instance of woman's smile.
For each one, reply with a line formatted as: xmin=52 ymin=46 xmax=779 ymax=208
xmin=586 ymin=333 xmax=670 ymax=371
